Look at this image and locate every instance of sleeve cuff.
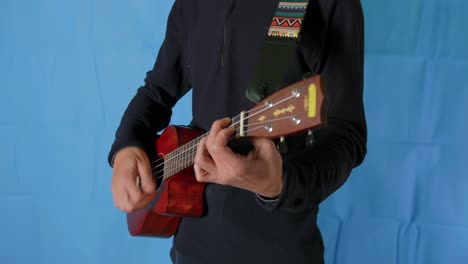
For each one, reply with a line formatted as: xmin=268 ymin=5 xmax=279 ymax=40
xmin=254 ymin=162 xmax=288 ymax=211
xmin=255 ymin=193 xmax=281 ymax=202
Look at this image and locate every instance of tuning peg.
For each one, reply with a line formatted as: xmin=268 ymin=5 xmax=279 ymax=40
xmin=306 ymin=129 xmax=315 ymax=147
xmin=302 ymin=72 xmax=313 ymax=80
xmin=276 ymin=136 xmax=288 ymax=154
xmin=260 ymin=82 xmax=270 ymax=98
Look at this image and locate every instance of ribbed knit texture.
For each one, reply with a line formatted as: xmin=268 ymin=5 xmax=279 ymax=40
xmin=108 ymin=0 xmax=367 ymax=263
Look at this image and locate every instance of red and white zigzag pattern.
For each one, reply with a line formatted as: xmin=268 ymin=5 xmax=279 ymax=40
xmin=271 ymin=17 xmax=302 ymax=28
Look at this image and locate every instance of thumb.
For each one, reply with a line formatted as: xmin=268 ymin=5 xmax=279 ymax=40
xmin=250 ymin=138 xmax=279 ymax=160
xmin=250 ymin=137 xmax=274 ymax=151
xmin=136 ymin=154 xmax=156 ymax=194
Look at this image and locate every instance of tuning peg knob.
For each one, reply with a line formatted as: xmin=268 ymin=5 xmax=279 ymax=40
xmin=302 ymin=72 xmax=313 ymax=80
xmin=276 ymin=136 xmax=288 ymax=154
xmin=306 ymin=129 xmax=315 ymax=147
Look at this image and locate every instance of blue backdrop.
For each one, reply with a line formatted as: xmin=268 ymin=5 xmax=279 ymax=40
xmin=1 ymin=0 xmax=467 ymax=263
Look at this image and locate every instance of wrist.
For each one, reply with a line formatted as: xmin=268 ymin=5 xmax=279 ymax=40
xmin=258 ymin=171 xmax=283 ymax=198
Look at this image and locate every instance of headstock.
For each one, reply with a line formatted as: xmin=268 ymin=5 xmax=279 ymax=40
xmin=233 ymin=75 xmax=326 ymax=138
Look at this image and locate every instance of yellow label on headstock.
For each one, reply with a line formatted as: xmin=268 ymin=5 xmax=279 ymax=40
xmin=308 ymin=84 xmax=316 ymax=118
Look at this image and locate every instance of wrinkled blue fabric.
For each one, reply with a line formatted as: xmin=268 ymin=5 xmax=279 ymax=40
xmin=0 ymin=0 xmax=467 ymax=263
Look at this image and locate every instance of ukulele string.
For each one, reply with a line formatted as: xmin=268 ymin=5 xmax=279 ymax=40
xmin=237 ymin=92 xmax=299 ymax=124
xmin=149 ymin=102 xmax=269 ymax=168
xmin=149 ymin=113 xmax=239 ymax=168
xmin=152 ymin=91 xmax=298 ymax=171
xmin=150 ymin=91 xmax=299 ymax=179
xmin=149 ymin=102 xmax=271 ymax=172
xmin=149 ymin=111 xmax=249 ymax=174
xmin=149 ymin=92 xmax=292 ymax=169
xmin=152 ymin=113 xmax=300 ymax=180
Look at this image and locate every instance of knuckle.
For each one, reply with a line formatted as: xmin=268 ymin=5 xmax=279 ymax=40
xmin=199 ymin=136 xmax=207 ymax=145
xmin=195 ymin=172 xmax=204 ymax=182
xmin=208 ymin=142 xmax=218 ymax=152
xmin=220 ymin=131 xmax=233 ymax=142
xmin=137 ymin=156 xmax=150 ymax=168
xmin=210 ymin=122 xmax=219 ymax=132
xmin=195 ymin=173 xmax=202 ymax=182
xmin=263 ymin=139 xmax=274 ymax=147
xmin=213 ymin=119 xmax=222 ymax=128
xmin=199 ymin=137 xmax=208 ymax=148
xmin=193 ymin=155 xmax=201 ymax=165
xmin=119 ymin=166 xmax=135 ymax=179
xmin=205 ymin=137 xmax=214 ymax=149
xmin=134 ymin=192 xmax=143 ymax=202
xmin=127 ymin=198 xmax=137 ymax=208
xmin=193 ymin=165 xmax=200 ymax=177
xmin=117 ymin=203 xmax=128 ymax=212
xmin=134 ymin=147 xmax=145 ymax=156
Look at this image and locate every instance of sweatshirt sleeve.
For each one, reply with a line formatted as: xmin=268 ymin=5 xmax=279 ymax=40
xmin=108 ymin=0 xmax=191 ymax=167
xmin=273 ymin=0 xmax=367 ymax=210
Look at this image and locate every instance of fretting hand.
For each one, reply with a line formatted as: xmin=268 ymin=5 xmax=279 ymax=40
xmin=194 ymin=118 xmax=283 ymax=198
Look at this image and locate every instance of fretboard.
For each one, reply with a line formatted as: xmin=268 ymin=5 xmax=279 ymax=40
xmin=161 ymin=135 xmax=204 ymax=180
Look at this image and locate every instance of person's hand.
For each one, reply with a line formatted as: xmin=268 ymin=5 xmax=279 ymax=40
xmin=193 ymin=118 xmax=283 ymax=198
xmin=111 ymin=146 xmax=156 ymax=212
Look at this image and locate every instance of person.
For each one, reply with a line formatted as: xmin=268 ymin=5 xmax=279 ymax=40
xmin=109 ymin=0 xmax=367 ymax=263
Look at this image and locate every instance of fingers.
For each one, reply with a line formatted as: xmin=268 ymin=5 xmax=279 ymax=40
xmin=116 ymin=183 xmax=154 ymax=212
xmin=207 ymin=118 xmax=230 ymax=146
xmin=112 ymin=180 xmax=129 ymax=211
xmin=194 ymin=164 xmax=211 ymax=182
xmin=136 ymin=154 xmax=156 ymax=194
xmin=194 ymin=137 xmax=217 ymax=182
xmin=209 ymin=117 xmax=232 ymax=134
xmin=135 ymin=192 xmax=156 ymax=209
xmin=213 ymin=126 xmax=236 ymax=151
xmin=111 ymin=147 xmax=156 ymax=213
xmin=194 ymin=116 xmax=237 ymax=183
xmin=123 ymin=174 xmax=143 ymax=208
xmin=251 ymin=139 xmax=282 ymax=179
xmin=205 ymin=117 xmax=236 ymax=161
xmin=250 ymin=138 xmax=278 ymax=158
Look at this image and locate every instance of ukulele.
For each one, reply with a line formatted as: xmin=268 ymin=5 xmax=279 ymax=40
xmin=127 ymin=74 xmax=326 ymax=237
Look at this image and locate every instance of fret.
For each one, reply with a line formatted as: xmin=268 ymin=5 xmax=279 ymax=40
xmin=166 ymin=153 xmax=173 ymax=178
xmin=172 ymin=147 xmax=178 ymax=176
xmin=181 ymin=143 xmax=185 ymax=171
xmin=182 ymin=142 xmax=187 ymax=169
xmin=161 ymin=134 xmax=205 ymax=180
xmin=167 ymin=150 xmax=173 ymax=177
xmin=182 ymin=142 xmax=187 ymax=171
xmin=184 ymin=142 xmax=189 ymax=169
xmin=164 ymin=152 xmax=170 ymax=180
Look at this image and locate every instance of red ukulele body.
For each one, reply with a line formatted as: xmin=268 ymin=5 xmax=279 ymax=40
xmin=126 ymin=75 xmax=326 ymax=237
xmin=127 ymin=126 xmax=206 ymax=237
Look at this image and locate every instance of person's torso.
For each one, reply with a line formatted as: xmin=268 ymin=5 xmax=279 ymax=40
xmin=171 ymin=0 xmax=332 ymax=263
